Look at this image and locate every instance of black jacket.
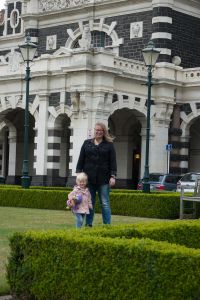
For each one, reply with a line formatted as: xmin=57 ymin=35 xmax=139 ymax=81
xmin=76 ymin=139 xmax=117 ymax=185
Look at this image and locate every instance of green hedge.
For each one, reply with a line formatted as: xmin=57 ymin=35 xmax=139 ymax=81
xmin=0 ymin=184 xmax=139 ymax=193
xmin=82 ymin=220 xmax=200 ymax=249
xmin=0 ymin=184 xmax=73 ymax=191
xmin=0 ymin=188 xmax=184 ymax=218
xmin=7 ymin=220 xmax=200 ymax=300
xmin=0 ymin=189 xmax=67 ymax=210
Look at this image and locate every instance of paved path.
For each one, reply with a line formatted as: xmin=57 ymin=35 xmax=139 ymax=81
xmin=0 ymin=296 xmax=12 ymax=300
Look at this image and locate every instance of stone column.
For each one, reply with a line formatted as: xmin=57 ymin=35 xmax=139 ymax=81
xmin=140 ymin=128 xmax=154 ymax=176
xmin=68 ymin=92 xmax=91 ymax=184
xmin=179 ymin=135 xmax=189 ymax=174
xmin=6 ymin=130 xmax=17 ymax=184
xmin=151 ymin=121 xmax=170 ymax=173
xmin=169 ymin=104 xmax=183 ymax=173
xmin=140 ymin=100 xmax=173 ymax=175
xmin=46 ymin=128 xmax=64 ymax=186
xmin=31 ymin=94 xmax=49 ymax=186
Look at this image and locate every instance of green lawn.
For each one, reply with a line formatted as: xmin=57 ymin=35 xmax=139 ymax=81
xmin=0 ymin=206 xmax=167 ymax=295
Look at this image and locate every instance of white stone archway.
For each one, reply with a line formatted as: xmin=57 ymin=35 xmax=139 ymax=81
xmin=0 ymin=99 xmax=37 ymax=184
xmin=180 ymin=111 xmax=200 ymax=172
xmin=0 ymin=120 xmax=16 ymax=178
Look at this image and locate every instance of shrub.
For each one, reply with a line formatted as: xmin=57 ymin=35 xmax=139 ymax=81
xmin=0 ymin=188 xmax=183 ymax=219
xmin=2 ymin=187 xmax=198 ymax=219
xmin=7 ymin=221 xmax=200 ymax=300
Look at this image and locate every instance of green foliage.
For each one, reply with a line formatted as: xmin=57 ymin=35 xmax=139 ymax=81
xmin=0 ymin=184 xmax=72 ymax=191
xmin=0 ymin=187 xmax=194 ymax=219
xmin=109 ymin=192 xmax=181 ymax=219
xmin=83 ymin=220 xmax=200 ymax=249
xmin=0 ymin=188 xmax=67 ymax=210
xmin=7 ymin=221 xmax=200 ymax=300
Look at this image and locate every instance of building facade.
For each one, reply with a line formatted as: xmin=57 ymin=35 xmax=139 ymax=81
xmin=0 ymin=0 xmax=200 ymax=188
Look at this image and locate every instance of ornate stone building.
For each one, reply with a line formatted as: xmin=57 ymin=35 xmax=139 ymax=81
xmin=0 ymin=0 xmax=200 ymax=188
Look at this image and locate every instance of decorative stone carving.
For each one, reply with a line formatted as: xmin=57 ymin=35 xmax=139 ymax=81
xmin=71 ymin=91 xmax=80 ymax=119
xmin=172 ymin=56 xmax=181 ymax=66
xmin=0 ymin=56 xmax=6 ymax=64
xmin=39 ymin=0 xmax=102 ymax=12
xmin=5 ymin=48 xmax=21 ymax=72
xmin=78 ymin=24 xmax=91 ymax=49
xmin=46 ymin=35 xmax=57 ymax=50
xmin=130 ymin=21 xmax=143 ymax=39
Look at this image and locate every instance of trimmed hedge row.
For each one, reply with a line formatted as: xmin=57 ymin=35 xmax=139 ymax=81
xmin=0 ymin=189 xmax=67 ymax=210
xmin=0 ymin=184 xmax=72 ymax=191
xmin=81 ymin=220 xmax=200 ymax=249
xmin=0 ymin=184 xmax=139 ymax=193
xmin=0 ymin=187 xmax=183 ymax=218
xmin=7 ymin=220 xmax=200 ymax=300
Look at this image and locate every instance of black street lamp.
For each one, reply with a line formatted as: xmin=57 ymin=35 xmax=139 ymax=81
xmin=19 ymin=34 xmax=37 ymax=188
xmin=142 ymin=40 xmax=160 ymax=193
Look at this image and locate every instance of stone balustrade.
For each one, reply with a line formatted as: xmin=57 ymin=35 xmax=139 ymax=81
xmin=182 ymin=69 xmax=200 ymax=83
xmin=113 ymin=57 xmax=147 ymax=77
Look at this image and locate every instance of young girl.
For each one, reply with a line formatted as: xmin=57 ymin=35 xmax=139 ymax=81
xmin=67 ymin=172 xmax=92 ymax=228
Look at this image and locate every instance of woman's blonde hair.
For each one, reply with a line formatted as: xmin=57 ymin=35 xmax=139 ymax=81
xmin=95 ymin=122 xmax=115 ymax=142
xmin=76 ymin=172 xmax=88 ymax=184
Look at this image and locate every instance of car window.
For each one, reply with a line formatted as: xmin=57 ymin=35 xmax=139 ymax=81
xmin=181 ymin=173 xmax=200 ymax=182
xmin=149 ymin=174 xmax=164 ymax=182
xmin=164 ymin=176 xmax=179 ymax=184
xmin=164 ymin=176 xmax=174 ymax=183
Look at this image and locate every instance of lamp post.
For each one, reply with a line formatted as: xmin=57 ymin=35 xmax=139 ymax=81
xmin=142 ymin=40 xmax=160 ymax=193
xmin=19 ymin=34 xmax=37 ymax=188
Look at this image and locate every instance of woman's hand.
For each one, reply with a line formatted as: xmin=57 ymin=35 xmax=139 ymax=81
xmin=109 ymin=177 xmax=116 ymax=187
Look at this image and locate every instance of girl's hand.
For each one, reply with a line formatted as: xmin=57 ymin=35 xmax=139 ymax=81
xmin=67 ymin=199 xmax=75 ymax=208
xmin=67 ymin=199 xmax=72 ymax=207
xmin=109 ymin=177 xmax=116 ymax=187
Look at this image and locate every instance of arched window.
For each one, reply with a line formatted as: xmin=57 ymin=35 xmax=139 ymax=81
xmin=72 ymin=30 xmax=113 ymax=49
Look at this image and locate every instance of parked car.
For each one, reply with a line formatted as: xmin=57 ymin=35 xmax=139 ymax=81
xmin=176 ymin=172 xmax=200 ymax=192
xmin=137 ymin=173 xmax=182 ymax=192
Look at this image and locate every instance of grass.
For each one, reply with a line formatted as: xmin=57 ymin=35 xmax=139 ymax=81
xmin=0 ymin=206 xmax=169 ymax=295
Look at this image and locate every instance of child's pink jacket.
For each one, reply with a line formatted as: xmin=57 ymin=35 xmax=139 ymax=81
xmin=68 ymin=185 xmax=92 ymax=214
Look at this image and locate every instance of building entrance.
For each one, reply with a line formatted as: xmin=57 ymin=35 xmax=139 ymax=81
xmin=109 ymin=108 xmax=143 ymax=188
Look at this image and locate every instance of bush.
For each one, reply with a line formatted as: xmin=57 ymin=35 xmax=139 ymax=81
xmin=0 ymin=188 xmax=183 ymax=219
xmin=0 ymin=189 xmax=67 ymax=210
xmin=1 ymin=187 xmax=198 ymax=219
xmin=7 ymin=221 xmax=200 ymax=300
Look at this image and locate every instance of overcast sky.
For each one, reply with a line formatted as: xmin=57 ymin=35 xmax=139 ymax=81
xmin=0 ymin=0 xmax=5 ymax=10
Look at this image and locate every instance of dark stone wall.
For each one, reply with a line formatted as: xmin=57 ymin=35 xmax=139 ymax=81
xmin=37 ymin=23 xmax=78 ymax=56
xmin=32 ymin=11 xmax=152 ymax=61
xmin=172 ymin=10 xmax=200 ymax=68
xmin=105 ymin=11 xmax=152 ymax=61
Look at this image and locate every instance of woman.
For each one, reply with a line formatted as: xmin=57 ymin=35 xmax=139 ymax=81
xmin=76 ymin=122 xmax=117 ymax=226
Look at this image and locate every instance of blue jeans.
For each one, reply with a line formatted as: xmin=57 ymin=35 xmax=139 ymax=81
xmin=86 ymin=184 xmax=111 ymax=226
xmin=75 ymin=213 xmax=85 ymax=228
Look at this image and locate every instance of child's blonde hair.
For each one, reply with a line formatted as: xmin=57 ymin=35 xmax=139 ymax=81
xmin=76 ymin=172 xmax=88 ymax=184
